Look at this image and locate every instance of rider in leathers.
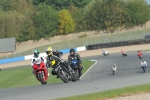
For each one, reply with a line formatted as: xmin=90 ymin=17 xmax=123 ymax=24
xmin=141 ymin=60 xmax=147 ymax=68
xmin=112 ymin=63 xmax=117 ymax=72
xmin=31 ymin=49 xmax=48 ymax=76
xmin=68 ymin=48 xmax=83 ymax=76
xmin=45 ymin=47 xmax=66 ymax=78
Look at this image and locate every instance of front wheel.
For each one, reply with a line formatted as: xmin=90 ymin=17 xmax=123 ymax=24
xmin=112 ymin=71 xmax=115 ymax=75
xmin=74 ymin=69 xmax=81 ymax=80
xmin=71 ymin=73 xmax=78 ymax=82
xmin=38 ymin=73 xmax=46 ymax=85
xmin=142 ymin=67 xmax=146 ymax=73
xmin=57 ymin=70 xmax=69 ymax=83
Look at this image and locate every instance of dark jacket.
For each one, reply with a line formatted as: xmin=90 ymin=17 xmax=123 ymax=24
xmin=46 ymin=50 xmax=63 ymax=68
xmin=52 ymin=50 xmax=63 ymax=58
xmin=68 ymin=53 xmax=82 ymax=65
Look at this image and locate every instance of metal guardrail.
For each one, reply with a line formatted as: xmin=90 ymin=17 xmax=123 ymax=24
xmin=86 ymin=39 xmax=150 ymax=50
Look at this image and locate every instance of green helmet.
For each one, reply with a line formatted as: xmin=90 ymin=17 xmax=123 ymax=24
xmin=34 ymin=49 xmax=39 ymax=57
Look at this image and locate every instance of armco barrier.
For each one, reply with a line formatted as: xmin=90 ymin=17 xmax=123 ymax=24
xmin=0 ymin=46 xmax=86 ymax=64
xmin=0 ymin=56 xmax=25 ymax=64
xmin=86 ymin=39 xmax=150 ymax=50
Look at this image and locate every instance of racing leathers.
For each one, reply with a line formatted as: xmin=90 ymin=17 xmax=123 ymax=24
xmin=31 ymin=55 xmax=48 ymax=75
xmin=141 ymin=61 xmax=147 ymax=68
xmin=46 ymin=52 xmax=69 ymax=78
xmin=112 ymin=65 xmax=117 ymax=72
xmin=121 ymin=50 xmax=126 ymax=55
xmin=52 ymin=50 xmax=63 ymax=58
xmin=46 ymin=50 xmax=63 ymax=68
xmin=102 ymin=49 xmax=108 ymax=55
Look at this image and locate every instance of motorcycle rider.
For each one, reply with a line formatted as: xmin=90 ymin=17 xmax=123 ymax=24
xmin=45 ymin=47 xmax=65 ymax=78
xmin=141 ymin=60 xmax=147 ymax=68
xmin=68 ymin=48 xmax=83 ymax=76
xmin=138 ymin=50 xmax=142 ymax=57
xmin=102 ymin=49 xmax=108 ymax=55
xmin=31 ymin=49 xmax=49 ymax=76
xmin=121 ymin=49 xmax=126 ymax=55
xmin=112 ymin=63 xmax=117 ymax=73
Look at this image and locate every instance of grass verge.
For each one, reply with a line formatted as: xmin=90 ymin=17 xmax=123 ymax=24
xmin=0 ymin=60 xmax=95 ymax=89
xmin=56 ymin=84 xmax=150 ymax=100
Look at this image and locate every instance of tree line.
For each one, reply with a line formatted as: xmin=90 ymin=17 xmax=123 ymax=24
xmin=0 ymin=0 xmax=149 ymax=42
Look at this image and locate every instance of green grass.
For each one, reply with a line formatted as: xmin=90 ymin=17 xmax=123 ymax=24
xmin=2 ymin=29 xmax=150 ymax=59
xmin=0 ymin=60 xmax=95 ymax=89
xmin=56 ymin=84 xmax=150 ymax=100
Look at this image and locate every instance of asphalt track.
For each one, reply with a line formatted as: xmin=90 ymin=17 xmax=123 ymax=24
xmin=1 ymin=52 xmax=150 ymax=100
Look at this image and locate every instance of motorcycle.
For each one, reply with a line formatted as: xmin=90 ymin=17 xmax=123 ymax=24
xmin=141 ymin=66 xmax=146 ymax=73
xmin=121 ymin=51 xmax=127 ymax=57
xmin=138 ymin=55 xmax=142 ymax=59
xmin=122 ymin=53 xmax=127 ymax=56
xmin=138 ymin=52 xmax=142 ymax=59
xmin=102 ymin=51 xmax=109 ymax=56
xmin=63 ymin=61 xmax=77 ymax=82
xmin=33 ymin=60 xmax=48 ymax=85
xmin=70 ymin=59 xmax=82 ymax=80
xmin=51 ymin=60 xmax=76 ymax=83
xmin=112 ymin=68 xmax=116 ymax=75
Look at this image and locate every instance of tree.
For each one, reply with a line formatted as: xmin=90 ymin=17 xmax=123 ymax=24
xmin=125 ymin=0 xmax=150 ymax=27
xmin=85 ymin=0 xmax=104 ymax=31
xmin=85 ymin=0 xmax=130 ymax=32
xmin=72 ymin=0 xmax=91 ymax=8
xmin=69 ymin=5 xmax=86 ymax=32
xmin=58 ymin=9 xmax=75 ymax=34
xmin=32 ymin=0 xmax=91 ymax=10
xmin=0 ymin=11 xmax=26 ymax=39
xmin=32 ymin=3 xmax=58 ymax=39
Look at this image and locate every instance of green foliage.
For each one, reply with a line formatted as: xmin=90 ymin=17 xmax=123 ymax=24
xmin=32 ymin=0 xmax=91 ymax=10
xmin=0 ymin=11 xmax=25 ymax=38
xmin=125 ymin=0 xmax=150 ymax=27
xmin=85 ymin=0 xmax=150 ymax=32
xmin=32 ymin=3 xmax=58 ymax=39
xmin=0 ymin=0 xmax=150 ymax=42
xmin=69 ymin=5 xmax=86 ymax=32
xmin=58 ymin=9 xmax=75 ymax=34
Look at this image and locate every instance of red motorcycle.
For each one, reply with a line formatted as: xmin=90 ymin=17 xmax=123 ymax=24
xmin=138 ymin=51 xmax=142 ymax=59
xmin=33 ymin=61 xmax=48 ymax=85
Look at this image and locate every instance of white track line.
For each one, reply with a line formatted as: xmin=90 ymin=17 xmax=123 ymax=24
xmin=80 ymin=60 xmax=97 ymax=80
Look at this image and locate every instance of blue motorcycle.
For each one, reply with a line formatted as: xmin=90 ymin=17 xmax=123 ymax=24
xmin=71 ymin=59 xmax=82 ymax=80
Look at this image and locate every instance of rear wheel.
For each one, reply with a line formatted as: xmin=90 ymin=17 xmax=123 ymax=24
xmin=57 ymin=70 xmax=68 ymax=83
xmin=112 ymin=71 xmax=115 ymax=75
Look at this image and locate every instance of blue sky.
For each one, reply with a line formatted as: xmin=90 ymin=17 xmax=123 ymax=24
xmin=146 ymin=0 xmax=150 ymax=4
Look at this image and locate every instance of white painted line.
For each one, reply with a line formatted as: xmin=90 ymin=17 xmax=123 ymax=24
xmin=80 ymin=60 xmax=97 ymax=80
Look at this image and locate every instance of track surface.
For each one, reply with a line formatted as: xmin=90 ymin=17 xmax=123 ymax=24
xmin=1 ymin=52 xmax=150 ymax=100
